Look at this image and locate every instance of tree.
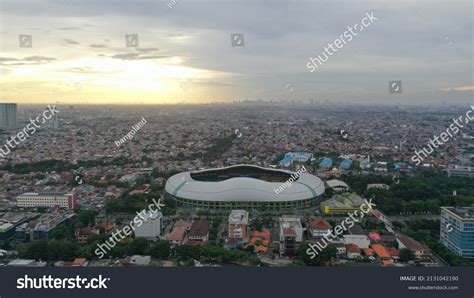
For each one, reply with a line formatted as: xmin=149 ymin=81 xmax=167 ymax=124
xmin=244 ymin=245 xmax=255 ymax=253
xmin=127 ymin=238 xmax=149 ymax=255
xmin=200 ymin=244 xmax=226 ymax=262
xmin=75 ymin=210 xmax=98 ymax=227
xmin=52 ymin=226 xmax=66 ymax=240
xmin=221 ymin=249 xmax=247 ymax=264
xmin=297 ymin=242 xmax=336 ymax=266
xmin=197 ymin=209 xmax=211 ymax=219
xmin=110 ymin=245 xmax=127 ymax=258
xmin=20 ymin=241 xmax=48 ymax=261
xmin=173 ymin=245 xmax=201 ymax=260
xmin=389 ymin=240 xmax=399 ymax=249
xmin=399 ymin=248 xmax=415 ymax=262
xmin=391 ymin=220 xmax=405 ymax=230
xmin=147 ymin=241 xmax=171 ymax=259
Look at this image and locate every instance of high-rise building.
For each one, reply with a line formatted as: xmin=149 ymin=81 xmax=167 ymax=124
xmin=51 ymin=114 xmax=60 ymax=130
xmin=279 ymin=216 xmax=303 ymax=256
xmin=0 ymin=103 xmax=17 ymax=129
xmin=16 ymin=192 xmax=78 ymax=210
xmin=134 ymin=212 xmax=162 ymax=239
xmin=440 ymin=207 xmax=474 ymax=258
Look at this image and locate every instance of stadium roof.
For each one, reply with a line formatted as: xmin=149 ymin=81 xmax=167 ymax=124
xmin=165 ymin=165 xmax=325 ymax=202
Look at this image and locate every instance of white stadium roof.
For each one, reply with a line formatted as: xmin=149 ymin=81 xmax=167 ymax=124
xmin=165 ymin=165 xmax=325 ymax=202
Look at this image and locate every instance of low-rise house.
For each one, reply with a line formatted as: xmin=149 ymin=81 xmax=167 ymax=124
xmin=368 ymin=232 xmax=381 ymax=242
xmin=247 ymin=230 xmax=271 ymax=252
xmin=166 ymin=220 xmax=192 ymax=246
xmin=388 ymin=247 xmax=399 ymax=260
xmin=397 ymin=235 xmax=433 ymax=260
xmin=75 ymin=227 xmax=100 ymax=245
xmin=363 ymin=248 xmax=374 ymax=257
xmin=187 ymin=220 xmax=211 ymax=246
xmin=371 ymin=244 xmax=391 ymax=261
xmin=345 ymin=243 xmax=361 ymax=259
xmin=167 ymin=227 xmax=187 ymax=247
xmin=343 ymin=235 xmax=370 ymax=249
xmin=367 ymin=184 xmax=389 ymax=190
xmin=332 ymin=242 xmax=346 ymax=255
xmin=309 ymin=218 xmax=331 ymax=238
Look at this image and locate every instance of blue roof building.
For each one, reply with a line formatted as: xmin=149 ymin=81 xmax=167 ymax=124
xmin=319 ymin=158 xmax=333 ymax=169
xmin=279 ymin=152 xmax=312 ymax=167
xmin=340 ymin=159 xmax=353 ymax=169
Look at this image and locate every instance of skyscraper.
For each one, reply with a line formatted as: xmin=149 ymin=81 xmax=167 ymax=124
xmin=0 ymin=103 xmax=17 ymax=129
xmin=440 ymin=207 xmax=474 ymax=258
xmin=51 ymin=114 xmax=60 ymax=130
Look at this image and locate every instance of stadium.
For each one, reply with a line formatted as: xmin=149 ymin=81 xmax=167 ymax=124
xmin=164 ymin=165 xmax=325 ymax=211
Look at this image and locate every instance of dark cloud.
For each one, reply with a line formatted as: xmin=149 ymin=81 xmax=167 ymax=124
xmin=63 ymin=39 xmax=80 ymax=45
xmin=23 ymin=56 xmax=56 ymax=62
xmin=135 ymin=47 xmax=159 ymax=53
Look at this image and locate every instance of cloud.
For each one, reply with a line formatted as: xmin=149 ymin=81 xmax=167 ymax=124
xmin=63 ymin=39 xmax=80 ymax=45
xmin=109 ymin=53 xmax=169 ymax=60
xmin=441 ymin=86 xmax=474 ymax=92
xmin=135 ymin=48 xmax=159 ymax=53
xmin=57 ymin=26 xmax=83 ymax=31
xmin=0 ymin=0 xmax=472 ymax=104
xmin=60 ymin=66 xmax=120 ymax=74
xmin=0 ymin=56 xmax=57 ymax=65
xmin=23 ymin=56 xmax=56 ymax=62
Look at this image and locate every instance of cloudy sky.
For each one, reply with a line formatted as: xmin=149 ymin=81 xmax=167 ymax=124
xmin=0 ymin=0 xmax=472 ymax=105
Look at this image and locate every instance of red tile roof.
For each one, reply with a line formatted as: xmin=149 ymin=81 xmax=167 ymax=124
xmin=310 ymin=218 xmax=332 ymax=230
xmin=371 ymin=244 xmax=390 ymax=259
xmin=189 ymin=220 xmax=211 ymax=237
xmin=363 ymin=248 xmax=374 ymax=256
xmin=248 ymin=230 xmax=271 ymax=252
xmin=388 ymin=247 xmax=399 ymax=257
xmin=368 ymin=232 xmax=381 ymax=241
xmin=283 ymin=227 xmax=296 ymax=237
xmin=345 ymin=243 xmax=360 ymax=253
xmin=167 ymin=227 xmax=186 ymax=241
xmin=73 ymin=258 xmax=87 ymax=266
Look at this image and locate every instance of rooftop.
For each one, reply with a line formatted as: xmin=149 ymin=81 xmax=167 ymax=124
xmin=18 ymin=192 xmax=71 ymax=197
xmin=442 ymin=207 xmax=474 ymax=220
xmin=326 ymin=179 xmax=349 ymax=189
xmin=371 ymin=244 xmax=390 ymax=259
xmin=321 ymin=193 xmax=365 ymax=209
xmin=189 ymin=220 xmax=211 ymax=237
xmin=228 ymin=210 xmax=249 ymax=225
xmin=309 ymin=218 xmax=331 ymax=230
